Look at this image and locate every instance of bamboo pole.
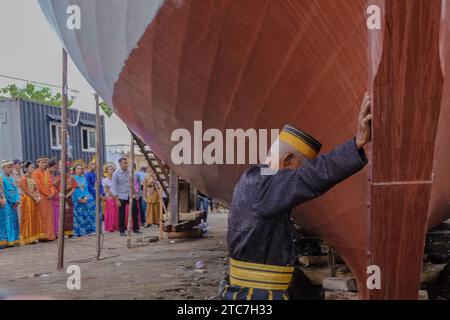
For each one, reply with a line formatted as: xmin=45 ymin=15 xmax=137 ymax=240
xmin=169 ymin=170 xmax=179 ymax=226
xmin=57 ymin=48 xmax=68 ymax=270
xmin=127 ymin=134 xmax=135 ymax=248
xmin=154 ymin=179 xmax=168 ymax=216
xmin=159 ymin=199 xmax=164 ymax=240
xmin=95 ymin=94 xmax=102 ymax=260
xmin=154 ymin=176 xmax=167 ymax=240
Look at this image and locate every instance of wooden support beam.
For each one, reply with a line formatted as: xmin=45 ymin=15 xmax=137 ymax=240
xmin=189 ymin=186 xmax=198 ymax=211
xmin=179 ymin=180 xmax=190 ymax=213
xmin=127 ymin=133 xmax=135 ymax=248
xmin=167 ymin=228 xmax=202 ymax=239
xmin=300 ymin=266 xmax=353 ymax=287
xmin=324 ymin=290 xmax=429 ymax=300
xmin=95 ymin=93 xmax=102 ymax=260
xmin=322 ymin=277 xmax=357 ymax=292
xmin=169 ymin=170 xmax=179 ymax=226
xmin=302 ymin=263 xmax=447 ymax=294
xmin=324 ymin=291 xmax=358 ymax=300
xmin=57 ymin=48 xmax=68 ymax=270
xmin=421 ymin=263 xmax=447 ymax=283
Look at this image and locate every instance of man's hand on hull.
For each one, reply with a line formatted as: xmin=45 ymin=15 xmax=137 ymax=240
xmin=355 ymin=92 xmax=372 ymax=149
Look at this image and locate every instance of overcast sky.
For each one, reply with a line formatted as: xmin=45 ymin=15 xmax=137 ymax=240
xmin=0 ymin=0 xmax=130 ymax=145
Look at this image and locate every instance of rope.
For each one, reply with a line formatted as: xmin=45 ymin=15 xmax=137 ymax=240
xmin=68 ymin=108 xmax=81 ymax=127
xmin=67 ymin=231 xmax=121 ymax=264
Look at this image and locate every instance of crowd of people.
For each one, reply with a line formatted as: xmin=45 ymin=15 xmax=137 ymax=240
xmin=0 ymin=156 xmax=166 ymax=249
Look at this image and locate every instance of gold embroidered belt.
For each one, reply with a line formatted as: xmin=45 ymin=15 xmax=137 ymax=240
xmin=229 ymin=258 xmax=294 ymax=290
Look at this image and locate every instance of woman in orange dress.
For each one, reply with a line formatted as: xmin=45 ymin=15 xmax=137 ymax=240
xmin=143 ymin=172 xmax=161 ymax=226
xmin=31 ymin=157 xmax=56 ymax=241
xmin=18 ymin=161 xmax=43 ymax=244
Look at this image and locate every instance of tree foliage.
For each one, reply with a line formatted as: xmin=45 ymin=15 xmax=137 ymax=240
xmin=1 ymin=83 xmax=115 ymax=117
xmin=0 ymin=83 xmax=74 ymax=107
xmin=100 ymin=101 xmax=113 ymax=117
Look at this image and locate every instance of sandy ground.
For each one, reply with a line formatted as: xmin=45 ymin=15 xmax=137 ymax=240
xmin=0 ymin=212 xmax=229 ymax=300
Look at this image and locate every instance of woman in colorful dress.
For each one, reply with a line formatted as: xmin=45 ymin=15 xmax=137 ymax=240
xmin=143 ymin=171 xmax=161 ymax=227
xmin=53 ymin=161 xmax=77 ymax=237
xmin=0 ymin=161 xmax=20 ymax=247
xmin=18 ymin=161 xmax=44 ymax=244
xmin=47 ymin=160 xmax=60 ymax=237
xmin=102 ymin=162 xmax=119 ymax=232
xmin=85 ymin=157 xmax=104 ymax=202
xmin=32 ymin=157 xmax=56 ymax=241
xmin=72 ymin=160 xmax=96 ymax=237
xmin=0 ymin=172 xmax=7 ymax=248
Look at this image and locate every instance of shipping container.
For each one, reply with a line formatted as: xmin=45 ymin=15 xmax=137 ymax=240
xmin=0 ymin=98 xmax=105 ymax=164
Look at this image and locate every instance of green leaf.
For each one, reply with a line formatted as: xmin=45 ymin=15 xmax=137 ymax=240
xmin=100 ymin=101 xmax=113 ymax=117
xmin=0 ymin=83 xmax=74 ymax=107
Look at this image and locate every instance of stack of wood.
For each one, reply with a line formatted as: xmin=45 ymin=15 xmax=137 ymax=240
xmin=163 ymin=210 xmax=205 ymax=239
xmin=424 ymin=220 xmax=450 ymax=300
xmin=293 ymin=222 xmax=450 ymax=300
xmin=297 ymin=256 xmax=432 ymax=300
xmin=163 ymin=175 xmax=208 ymax=239
xmin=425 ymin=220 xmax=450 ymax=263
xmin=297 ymin=251 xmax=358 ymax=300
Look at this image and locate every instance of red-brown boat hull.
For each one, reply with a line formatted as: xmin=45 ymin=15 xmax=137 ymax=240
xmin=39 ymin=0 xmax=450 ymax=299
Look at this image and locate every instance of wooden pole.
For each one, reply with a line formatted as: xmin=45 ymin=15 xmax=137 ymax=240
xmin=159 ymin=195 xmax=164 ymax=240
xmin=152 ymin=175 xmax=167 ymax=240
xmin=328 ymin=248 xmax=337 ymax=277
xmin=169 ymin=170 xmax=179 ymax=226
xmin=156 ymin=181 xmax=168 ymax=216
xmin=57 ymin=48 xmax=68 ymax=270
xmin=127 ymin=133 xmax=135 ymax=248
xmin=190 ymin=186 xmax=197 ymax=212
xmin=95 ymin=94 xmax=102 ymax=260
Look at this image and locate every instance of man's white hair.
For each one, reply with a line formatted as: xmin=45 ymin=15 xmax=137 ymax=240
xmin=265 ymin=139 xmax=305 ymax=170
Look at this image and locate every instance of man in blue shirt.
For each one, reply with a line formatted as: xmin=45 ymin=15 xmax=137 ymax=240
xmin=112 ymin=158 xmax=141 ymax=236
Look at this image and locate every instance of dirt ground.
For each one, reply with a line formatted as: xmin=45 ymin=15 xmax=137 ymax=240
xmin=0 ymin=212 xmax=229 ymax=300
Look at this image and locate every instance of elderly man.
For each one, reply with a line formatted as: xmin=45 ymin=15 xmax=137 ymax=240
xmin=219 ymin=93 xmax=372 ymax=300
xmin=0 ymin=161 xmax=20 ymax=247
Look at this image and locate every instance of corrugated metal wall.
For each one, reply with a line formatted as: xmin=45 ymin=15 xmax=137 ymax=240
xmin=19 ymin=99 xmax=106 ymax=164
xmin=0 ymin=99 xmax=23 ymax=161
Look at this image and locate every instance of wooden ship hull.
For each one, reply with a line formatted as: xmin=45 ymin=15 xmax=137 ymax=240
xmin=38 ymin=0 xmax=450 ymax=299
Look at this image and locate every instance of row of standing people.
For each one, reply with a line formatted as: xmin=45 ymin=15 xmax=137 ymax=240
xmin=0 ymin=157 xmax=164 ymax=248
xmin=0 ymin=157 xmax=63 ymax=247
xmin=104 ymin=157 xmax=165 ymax=237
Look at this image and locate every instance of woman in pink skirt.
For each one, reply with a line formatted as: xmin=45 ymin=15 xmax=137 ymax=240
xmin=47 ymin=160 xmax=60 ymax=237
xmin=102 ymin=162 xmax=119 ymax=232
